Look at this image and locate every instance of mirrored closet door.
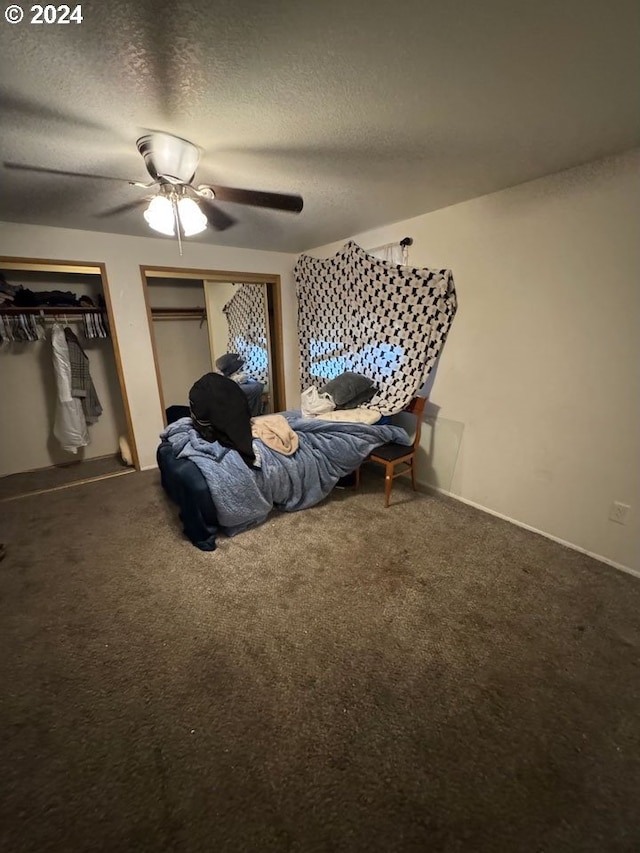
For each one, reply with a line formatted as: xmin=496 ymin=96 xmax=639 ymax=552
xmin=142 ymin=267 xmax=286 ymax=425
xmin=203 ymin=281 xmax=274 ymax=416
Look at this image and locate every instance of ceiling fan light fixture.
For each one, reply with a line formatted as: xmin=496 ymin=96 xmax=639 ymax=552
xmin=177 ymin=197 xmax=208 ymax=236
xmin=144 ymin=194 xmax=175 ymax=235
xmin=137 ymin=133 xmax=200 ymax=184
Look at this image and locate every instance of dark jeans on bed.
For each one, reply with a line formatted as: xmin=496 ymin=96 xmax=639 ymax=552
xmin=157 ymin=441 xmax=219 ymax=551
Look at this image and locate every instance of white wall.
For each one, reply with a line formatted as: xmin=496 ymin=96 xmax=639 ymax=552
xmin=0 ymin=224 xmax=299 ymax=470
xmin=308 ymin=149 xmax=640 ymax=573
xmin=0 ymin=272 xmax=127 ymax=476
xmin=147 ymin=279 xmax=211 ymax=410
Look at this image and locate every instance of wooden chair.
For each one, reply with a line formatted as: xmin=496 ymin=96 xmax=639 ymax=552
xmin=355 ymin=396 xmax=427 ymax=507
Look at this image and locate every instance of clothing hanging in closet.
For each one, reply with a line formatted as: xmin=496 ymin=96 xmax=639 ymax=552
xmin=52 ymin=323 xmax=89 ymax=453
xmin=51 ymin=323 xmax=103 ymax=453
xmin=0 ymin=313 xmax=44 ymax=343
xmin=83 ymin=311 xmax=109 ymax=339
xmin=64 ymin=327 xmax=103 ymax=424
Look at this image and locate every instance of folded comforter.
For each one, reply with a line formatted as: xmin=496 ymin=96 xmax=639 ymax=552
xmin=160 ymin=413 xmax=411 ymax=536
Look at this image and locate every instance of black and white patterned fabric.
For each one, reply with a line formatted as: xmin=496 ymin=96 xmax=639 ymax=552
xmin=294 ymin=241 xmax=457 ymax=415
xmin=223 ymin=284 xmax=269 ymax=386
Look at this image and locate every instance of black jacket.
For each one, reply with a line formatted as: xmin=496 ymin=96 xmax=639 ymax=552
xmin=188 ymin=372 xmax=255 ymax=467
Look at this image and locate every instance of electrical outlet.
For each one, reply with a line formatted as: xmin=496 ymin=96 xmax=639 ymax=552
xmin=609 ymin=501 xmax=631 ymax=525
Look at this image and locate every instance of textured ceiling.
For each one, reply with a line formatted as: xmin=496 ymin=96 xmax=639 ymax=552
xmin=1 ymin=0 xmax=639 ymax=253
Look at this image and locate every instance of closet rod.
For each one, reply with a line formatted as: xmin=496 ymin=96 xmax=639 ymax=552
xmin=152 ymin=315 xmax=205 ymax=322
xmin=150 ymin=307 xmax=206 ymax=321
xmin=150 ymin=307 xmax=205 ymax=314
xmin=0 ymin=306 xmax=105 ymax=314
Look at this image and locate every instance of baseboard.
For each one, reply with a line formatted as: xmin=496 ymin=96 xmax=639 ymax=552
xmin=422 ymin=483 xmax=640 ymax=581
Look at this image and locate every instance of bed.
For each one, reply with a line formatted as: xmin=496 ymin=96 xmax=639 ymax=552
xmin=157 ymin=410 xmax=411 ymax=550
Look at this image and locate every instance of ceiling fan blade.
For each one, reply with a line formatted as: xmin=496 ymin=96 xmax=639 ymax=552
xmin=3 ymin=162 xmax=130 ymax=182
xmin=198 ymin=198 xmax=237 ymax=232
xmin=1 ymin=90 xmax=108 ymax=133
xmin=206 ymin=185 xmax=304 ymax=213
xmin=94 ymin=199 xmax=149 ymax=218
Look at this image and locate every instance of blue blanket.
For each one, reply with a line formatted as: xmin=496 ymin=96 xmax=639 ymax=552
xmin=160 ymin=413 xmax=411 ymax=536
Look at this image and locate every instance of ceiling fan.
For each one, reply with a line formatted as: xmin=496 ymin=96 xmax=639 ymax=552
xmin=4 ymin=132 xmax=304 ymax=251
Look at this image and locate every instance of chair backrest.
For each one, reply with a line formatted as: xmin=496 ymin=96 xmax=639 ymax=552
xmin=403 ymin=396 xmax=427 ymax=450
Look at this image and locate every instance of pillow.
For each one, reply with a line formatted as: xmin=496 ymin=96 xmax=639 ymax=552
xmin=316 ymin=408 xmax=382 ymax=425
xmin=341 ymin=385 xmax=377 ymax=409
xmin=215 ymin=352 xmax=244 ymax=376
xmin=319 ymin=372 xmax=376 ymax=408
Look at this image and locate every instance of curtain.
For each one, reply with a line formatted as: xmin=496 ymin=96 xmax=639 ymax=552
xmin=223 ymin=284 xmax=269 ymax=386
xmin=294 ymin=241 xmax=457 ymax=415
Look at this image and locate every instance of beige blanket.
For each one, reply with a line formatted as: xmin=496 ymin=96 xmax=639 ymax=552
xmin=251 ymin=414 xmax=299 ymax=455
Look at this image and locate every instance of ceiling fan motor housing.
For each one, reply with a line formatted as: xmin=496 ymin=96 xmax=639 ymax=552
xmin=136 ymin=132 xmax=200 ymax=184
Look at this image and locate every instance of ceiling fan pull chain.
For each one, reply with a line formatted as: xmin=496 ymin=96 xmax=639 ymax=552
xmin=171 ymin=196 xmax=183 ymax=256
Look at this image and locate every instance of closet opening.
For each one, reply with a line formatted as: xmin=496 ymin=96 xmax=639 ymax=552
xmin=0 ymin=258 xmax=138 ymax=502
xmin=141 ymin=266 xmax=286 ymax=426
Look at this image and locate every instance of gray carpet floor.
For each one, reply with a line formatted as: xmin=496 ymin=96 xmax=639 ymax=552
xmin=1 ymin=470 xmax=639 ymax=853
xmin=0 ymin=454 xmax=131 ymax=501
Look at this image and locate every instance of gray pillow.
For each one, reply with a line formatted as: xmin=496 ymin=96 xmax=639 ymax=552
xmin=215 ymin=352 xmax=244 ymax=376
xmin=320 ymin=372 xmax=376 ymax=408
xmin=340 ymin=385 xmax=377 ymax=409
